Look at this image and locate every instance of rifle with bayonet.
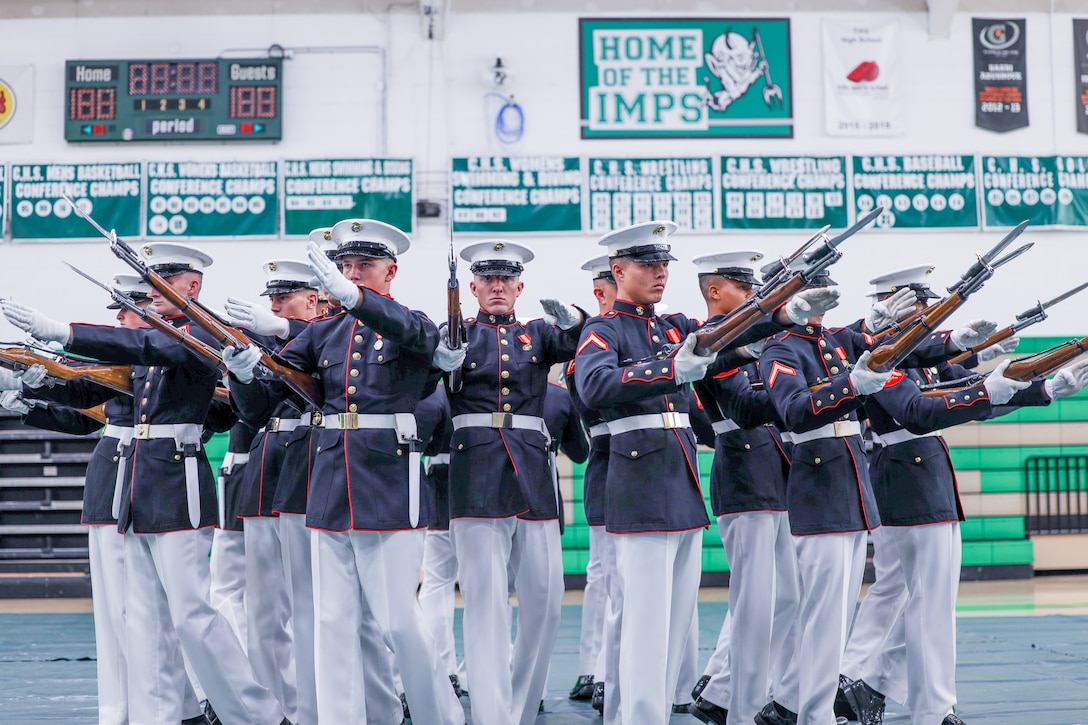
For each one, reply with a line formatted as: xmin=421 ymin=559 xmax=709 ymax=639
xmin=946 ymin=281 xmax=1088 ymax=365
xmin=447 ymin=220 xmax=464 ymax=393
xmin=0 ymin=345 xmax=134 ymax=395
xmin=61 ymin=195 xmax=322 ymax=409
xmin=862 ymin=221 xmax=1033 ymax=374
xmin=920 ymin=336 xmax=1088 ymax=397
xmin=635 ymin=208 xmax=883 ymax=366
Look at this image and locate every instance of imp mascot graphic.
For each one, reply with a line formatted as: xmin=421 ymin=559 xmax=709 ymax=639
xmin=702 ymin=28 xmax=783 ymax=113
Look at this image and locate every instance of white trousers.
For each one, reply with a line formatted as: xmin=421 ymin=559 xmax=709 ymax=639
xmin=870 ymin=523 xmax=962 ymax=723
xmin=614 ymin=529 xmax=702 ymax=725
xmin=209 ymin=527 xmax=247 ymax=646
xmin=278 ymin=513 xmax=317 ymax=725
xmin=598 ymin=530 xmax=623 ymax=725
xmin=841 ymin=525 xmax=909 ymax=702
xmin=674 ymin=602 xmax=699 ymax=704
xmin=419 ymin=529 xmax=462 ymax=679
xmin=245 ymin=517 xmax=298 ymax=722
xmin=125 ymin=528 xmax=283 ymax=725
xmin=703 ymin=511 xmax=800 ymax=724
xmin=312 ymin=528 xmax=464 ymax=725
xmin=579 ymin=524 xmax=609 ymax=675
xmin=88 ymin=526 xmax=128 ymax=725
xmin=510 ymin=518 xmax=565 ymax=724
xmin=794 ymin=531 xmax=868 ymax=725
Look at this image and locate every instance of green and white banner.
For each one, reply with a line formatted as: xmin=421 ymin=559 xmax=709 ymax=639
xmin=146 ymin=160 xmax=278 ymax=238
xmin=980 ymin=155 xmax=1062 ymax=228
xmin=720 ymin=156 xmax=847 ymax=229
xmin=579 ymin=18 xmax=793 ymax=139
xmin=283 ymin=159 xmax=413 ymax=235
xmin=451 ymin=156 xmax=581 ymax=233
xmin=0 ymin=165 xmax=5 ymax=235
xmin=10 ymin=162 xmax=141 ymax=240
xmin=852 ymin=155 xmax=978 ymax=228
xmin=587 ymin=157 xmax=714 ymax=231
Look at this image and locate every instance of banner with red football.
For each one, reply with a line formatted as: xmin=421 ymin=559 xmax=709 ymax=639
xmin=822 ymin=19 xmax=901 ymax=136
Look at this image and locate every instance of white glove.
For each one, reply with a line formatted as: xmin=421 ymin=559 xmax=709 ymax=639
xmin=849 ymin=350 xmax=894 ymax=395
xmin=432 ymin=325 xmax=468 ymax=372
xmin=950 ymin=319 xmax=998 ymax=351
xmin=222 ymin=344 xmax=262 ymax=384
xmin=739 ymin=337 xmax=766 ymax=359
xmin=0 ymin=391 xmax=29 ymax=415
xmin=2 ymin=301 xmax=70 ymax=344
xmin=307 ymin=241 xmax=360 ymax=310
xmin=977 ymin=336 xmax=1020 ymax=362
xmin=224 ymin=297 xmax=290 ymax=338
xmin=674 ymin=333 xmax=714 ymax=384
xmin=20 ymin=364 xmax=48 ymax=389
xmin=1044 ymin=358 xmax=1088 ymax=400
xmin=983 ymin=359 xmax=1031 ymax=405
xmin=540 ymin=298 xmax=582 ymax=330
xmin=0 ymin=368 xmax=21 ymax=391
xmin=784 ymin=287 xmax=841 ymax=325
xmin=864 ymin=287 xmax=916 ymax=332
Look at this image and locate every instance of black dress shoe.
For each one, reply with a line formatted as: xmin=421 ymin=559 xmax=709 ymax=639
xmin=591 ymin=681 xmax=605 ymax=715
xmin=672 ymin=702 xmax=693 ymax=713
xmin=688 ymin=696 xmax=728 ymax=725
xmin=942 ymin=714 xmax=966 ymax=725
xmin=399 ymin=692 xmax=411 ymax=720
xmin=835 ymin=674 xmax=858 ymax=721
xmin=691 ymin=673 xmax=711 ymax=700
xmin=842 ymin=679 xmax=885 ymax=725
xmin=570 ymin=673 xmax=596 ymax=700
xmin=754 ymin=700 xmax=799 ymax=725
xmin=450 ymin=673 xmax=467 ymax=698
xmin=181 ymin=716 xmax=209 ymax=725
xmin=201 ymin=700 xmax=221 ymax=725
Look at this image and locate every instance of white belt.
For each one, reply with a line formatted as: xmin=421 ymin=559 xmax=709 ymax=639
xmin=266 ymin=417 xmax=303 ymax=433
xmin=606 ymin=412 xmax=690 ymax=436
xmin=323 ymin=411 xmax=423 ymax=527
xmin=452 ymin=412 xmax=549 ymax=436
xmin=108 ymin=426 xmax=136 ymax=522
xmin=221 ymin=451 xmax=250 ymax=471
xmin=872 ymin=429 xmax=940 ymax=447
xmin=712 ymin=419 xmax=741 ymax=435
xmin=119 ymin=422 xmax=204 ymax=528
xmin=588 ymin=423 xmax=609 ymax=439
xmin=103 ymin=424 xmax=132 ymax=440
xmin=424 ymin=452 xmax=450 ymax=475
xmin=217 ymin=451 xmax=250 ymax=526
xmin=785 ymin=420 xmax=861 ymax=445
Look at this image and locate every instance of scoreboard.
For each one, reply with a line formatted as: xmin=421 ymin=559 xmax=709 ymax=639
xmin=64 ymin=58 xmax=283 ymax=142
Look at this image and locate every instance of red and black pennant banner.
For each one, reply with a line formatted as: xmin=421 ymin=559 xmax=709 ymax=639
xmin=973 ymin=18 xmax=1028 ymax=133
xmin=1074 ymin=19 xmax=1088 ymax=134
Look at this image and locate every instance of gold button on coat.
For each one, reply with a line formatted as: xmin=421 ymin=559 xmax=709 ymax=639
xmin=501 ymin=370 xmax=510 ymax=379
xmin=350 ymin=369 xmax=359 ymax=377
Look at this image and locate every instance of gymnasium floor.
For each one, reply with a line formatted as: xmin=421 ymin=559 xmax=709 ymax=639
xmin=1 ymin=577 xmax=1086 ymax=724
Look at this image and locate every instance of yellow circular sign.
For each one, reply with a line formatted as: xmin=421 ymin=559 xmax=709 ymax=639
xmin=0 ymin=78 xmax=15 ymax=130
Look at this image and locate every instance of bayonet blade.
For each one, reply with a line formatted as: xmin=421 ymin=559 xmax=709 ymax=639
xmin=63 ymin=262 xmax=115 ymax=294
xmin=1040 ymin=280 xmax=1088 ymax=311
xmin=990 ymin=242 xmax=1033 ymax=271
xmin=60 ymin=193 xmax=113 ymax=240
xmin=825 ymin=206 xmax=883 ymax=250
xmin=981 ymin=219 xmax=1029 ymax=266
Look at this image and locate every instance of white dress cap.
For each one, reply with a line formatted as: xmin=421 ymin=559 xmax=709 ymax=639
xmin=260 ymin=259 xmax=319 ymax=296
xmin=868 ymin=263 xmax=938 ymax=298
xmin=692 ymin=250 xmax=765 ymax=286
xmin=580 ymin=255 xmax=615 ymax=282
xmin=106 ymin=272 xmax=153 ymax=309
xmin=460 ymin=240 xmax=535 ymax=277
xmin=331 ymin=218 xmax=411 ymax=260
xmin=138 ymin=242 xmax=214 ymax=276
xmin=308 ymin=227 xmax=337 ymax=258
xmin=596 ymin=220 xmax=678 ymax=261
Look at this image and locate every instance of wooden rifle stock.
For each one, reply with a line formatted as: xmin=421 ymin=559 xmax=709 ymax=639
xmin=111 ymin=237 xmax=321 ymax=408
xmin=920 ymin=337 xmax=1088 ymax=398
xmin=80 ymin=404 xmax=108 ymax=425
xmin=947 ymin=326 xmax=1018 ymax=366
xmin=866 ymin=292 xmax=965 ymax=373
xmin=447 ymin=273 xmax=464 ymax=393
xmin=0 ymin=347 xmax=134 ymax=396
xmin=691 ymin=273 xmax=808 ymax=357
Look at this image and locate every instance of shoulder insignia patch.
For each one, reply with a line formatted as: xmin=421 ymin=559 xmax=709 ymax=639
xmin=766 ymin=360 xmax=797 ymax=388
xmin=576 ymin=331 xmax=610 ymax=356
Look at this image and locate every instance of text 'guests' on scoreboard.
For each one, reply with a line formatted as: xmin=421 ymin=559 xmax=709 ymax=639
xmin=64 ymin=58 xmax=283 ymax=142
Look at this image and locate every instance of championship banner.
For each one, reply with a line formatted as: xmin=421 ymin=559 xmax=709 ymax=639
xmin=980 ymin=155 xmax=1057 ymax=228
xmin=1074 ymin=20 xmax=1088 ymax=134
xmin=822 ymin=19 xmax=901 ymax=136
xmin=0 ymin=65 xmax=34 ymax=144
xmin=719 ymin=156 xmax=847 ymax=230
xmin=973 ymin=18 xmax=1028 ymax=132
xmin=146 ymin=160 xmax=277 ymax=238
xmin=579 ymin=18 xmax=793 ymax=139
xmin=10 ymin=162 xmax=141 ymax=240
xmin=283 ymin=159 xmax=413 ymax=236
xmin=451 ymin=156 xmax=581 ymax=233
xmin=0 ymin=165 xmax=6 ymax=235
xmin=587 ymin=157 xmax=714 ymax=231
xmin=852 ymin=155 xmax=978 ymax=229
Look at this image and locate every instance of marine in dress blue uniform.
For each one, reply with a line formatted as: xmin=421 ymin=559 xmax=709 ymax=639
xmin=3 ymin=245 xmax=289 ymax=725
xmin=225 ymin=219 xmax=461 ymax=725
xmin=431 ymin=239 xmax=584 ymax=725
xmin=687 ymin=251 xmax=800 ymax=725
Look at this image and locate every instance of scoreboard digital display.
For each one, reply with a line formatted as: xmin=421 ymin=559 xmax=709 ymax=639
xmin=64 ymin=58 xmax=283 ymax=142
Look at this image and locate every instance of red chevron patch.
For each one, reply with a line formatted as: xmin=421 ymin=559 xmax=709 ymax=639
xmin=766 ymin=360 xmax=797 ymax=388
xmin=576 ymin=331 xmax=609 ymax=356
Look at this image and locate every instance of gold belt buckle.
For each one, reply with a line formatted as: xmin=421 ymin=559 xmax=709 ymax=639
xmin=267 ymin=417 xmax=281 ymax=433
xmin=833 ymin=420 xmax=852 ymax=437
xmin=337 ymin=412 xmax=359 ymax=430
xmin=660 ymin=412 xmax=683 ymax=429
xmin=135 ymin=423 xmax=150 ymax=440
xmin=491 ymin=412 xmax=514 ymax=429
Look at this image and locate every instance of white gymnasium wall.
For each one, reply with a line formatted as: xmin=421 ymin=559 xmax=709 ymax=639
xmin=0 ymin=7 xmax=1085 ymax=336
